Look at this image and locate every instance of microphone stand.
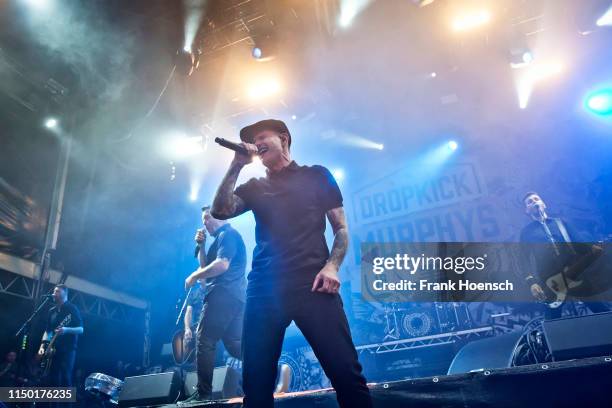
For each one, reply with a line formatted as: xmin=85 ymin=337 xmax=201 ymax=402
xmin=175 ymin=287 xmax=193 ymax=327
xmin=15 ymin=295 xmax=52 ymax=386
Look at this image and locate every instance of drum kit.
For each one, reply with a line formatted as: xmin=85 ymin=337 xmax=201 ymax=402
xmin=379 ymin=302 xmax=473 ymax=341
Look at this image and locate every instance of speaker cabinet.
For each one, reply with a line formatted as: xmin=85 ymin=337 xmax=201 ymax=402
xmin=543 ymin=311 xmax=612 ymax=361
xmin=447 ymin=331 xmax=523 ymax=375
xmin=119 ymin=371 xmax=180 ymax=407
xmin=183 ymin=366 xmax=242 ymax=399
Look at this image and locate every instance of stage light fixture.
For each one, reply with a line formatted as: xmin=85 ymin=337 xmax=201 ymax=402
xmin=252 ymin=47 xmax=263 ymax=59
xmin=45 ymin=118 xmax=58 ymax=129
xmin=175 ymin=49 xmax=199 ymax=76
xmin=375 ymin=143 xmax=384 ymax=150
xmin=448 ymin=140 xmax=458 ymax=151
xmin=251 ymin=34 xmax=277 ymax=61
xmin=585 ymin=89 xmax=612 ymax=116
xmin=452 ymin=10 xmax=491 ymax=32
xmin=510 ymin=48 xmax=534 ymax=69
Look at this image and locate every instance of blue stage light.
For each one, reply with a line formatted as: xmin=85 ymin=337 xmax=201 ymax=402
xmin=448 ymin=140 xmax=458 ymax=151
xmin=585 ymin=90 xmax=612 ymax=116
xmin=332 ymin=169 xmax=345 ymax=182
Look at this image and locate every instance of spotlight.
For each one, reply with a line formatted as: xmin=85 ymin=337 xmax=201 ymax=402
xmin=252 ymin=47 xmax=263 ymax=59
xmin=338 ymin=0 xmax=372 ymax=28
xmin=44 ymin=118 xmax=58 ymax=129
xmin=189 ymin=182 xmax=200 ymax=202
xmin=509 ymin=48 xmax=533 ymax=69
xmin=291 ymin=115 xmax=297 ymax=120
xmin=412 ymin=0 xmax=435 ymax=7
xmin=24 ymin=0 xmax=50 ymax=10
xmin=448 ymin=140 xmax=458 ymax=151
xmin=165 ymin=133 xmax=203 ymax=159
xmin=529 ymin=62 xmax=563 ymax=82
xmin=247 ymin=78 xmax=281 ymax=100
xmin=251 ymin=34 xmax=276 ymax=61
xmin=515 ymin=61 xmax=564 ymax=109
xmin=585 ymin=89 xmax=612 ymax=116
xmin=375 ymin=143 xmax=384 ymax=150
xmin=430 ymin=72 xmax=437 ymax=78
xmin=175 ymin=49 xmax=199 ymax=76
xmin=452 ymin=10 xmax=491 ymax=32
xmin=332 ymin=169 xmax=345 ymax=182
xmin=596 ymin=6 xmax=612 ymax=26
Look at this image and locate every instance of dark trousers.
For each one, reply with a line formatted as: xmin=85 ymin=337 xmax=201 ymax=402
xmin=242 ymin=290 xmax=372 ymax=408
xmin=196 ymin=288 xmax=244 ymax=397
xmin=545 ymin=301 xmax=610 ymax=320
xmin=48 ymin=349 xmax=76 ymax=387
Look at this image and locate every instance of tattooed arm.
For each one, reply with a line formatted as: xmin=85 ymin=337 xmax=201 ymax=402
xmin=326 ymin=206 xmax=349 ymax=269
xmin=211 ymin=144 xmax=257 ymax=219
xmin=311 ymin=206 xmax=349 ymax=294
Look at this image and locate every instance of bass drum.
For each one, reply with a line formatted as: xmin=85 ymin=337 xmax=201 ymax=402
xmin=402 ymin=310 xmax=434 ymax=338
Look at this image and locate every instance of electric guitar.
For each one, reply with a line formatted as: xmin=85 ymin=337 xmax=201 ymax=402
xmin=542 ymin=241 xmax=607 ymax=309
xmin=39 ymin=315 xmax=72 ymax=378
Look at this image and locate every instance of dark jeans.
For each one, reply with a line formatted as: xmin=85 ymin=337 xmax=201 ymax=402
xmin=544 ymin=302 xmax=610 ymax=320
xmin=48 ymin=349 xmax=76 ymax=387
xmin=196 ymin=287 xmax=244 ymax=396
xmin=242 ymin=290 xmax=372 ymax=408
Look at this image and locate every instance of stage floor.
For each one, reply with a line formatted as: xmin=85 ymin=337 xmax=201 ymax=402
xmin=153 ymin=355 xmax=612 ymax=408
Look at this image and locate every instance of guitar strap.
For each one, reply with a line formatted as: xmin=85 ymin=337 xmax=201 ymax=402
xmin=540 ymin=221 xmax=560 ymax=256
xmin=555 ymin=218 xmax=577 ymax=255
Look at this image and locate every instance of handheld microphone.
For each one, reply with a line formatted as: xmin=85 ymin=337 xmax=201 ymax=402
xmin=194 ymin=228 xmax=205 ymax=258
xmin=41 ymin=294 xmax=54 ymax=298
xmin=214 ymin=137 xmax=249 ymax=155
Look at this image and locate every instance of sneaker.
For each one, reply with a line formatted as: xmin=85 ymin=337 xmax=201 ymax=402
xmin=178 ymin=391 xmax=211 ymax=405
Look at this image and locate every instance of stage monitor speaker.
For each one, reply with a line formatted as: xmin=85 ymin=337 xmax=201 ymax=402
xmin=118 ymin=371 xmax=180 ymax=407
xmin=447 ymin=331 xmax=523 ymax=375
xmin=183 ymin=366 xmax=242 ymax=399
xmin=543 ymin=311 xmax=612 ymax=361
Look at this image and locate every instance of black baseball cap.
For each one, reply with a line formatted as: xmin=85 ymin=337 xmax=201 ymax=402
xmin=239 ymin=119 xmax=291 ymax=147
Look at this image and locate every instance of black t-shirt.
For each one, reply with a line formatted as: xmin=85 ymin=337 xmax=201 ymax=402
xmin=234 ymin=161 xmax=343 ymax=297
xmin=201 ymin=224 xmax=247 ymax=302
xmin=45 ymin=301 xmax=83 ymax=352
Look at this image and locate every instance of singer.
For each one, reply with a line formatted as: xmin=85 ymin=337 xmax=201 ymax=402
xmin=211 ymin=119 xmax=372 ymax=408
xmin=181 ymin=206 xmax=247 ymax=404
xmin=519 ymin=191 xmax=609 ymax=319
xmin=37 ymin=284 xmax=83 ymax=388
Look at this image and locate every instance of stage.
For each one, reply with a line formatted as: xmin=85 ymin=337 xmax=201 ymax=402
xmin=152 ymin=356 xmax=612 ymax=408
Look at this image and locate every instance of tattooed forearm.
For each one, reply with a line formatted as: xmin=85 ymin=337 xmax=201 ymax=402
xmin=326 ymin=206 xmax=349 ymax=269
xmin=328 ymin=227 xmax=349 ymax=269
xmin=211 ymin=162 xmax=245 ymax=219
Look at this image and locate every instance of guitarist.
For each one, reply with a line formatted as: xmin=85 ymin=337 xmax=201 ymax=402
xmin=37 ymin=284 xmax=83 ymax=387
xmin=180 ymin=206 xmax=247 ymax=404
xmin=519 ymin=192 xmax=609 ymax=319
